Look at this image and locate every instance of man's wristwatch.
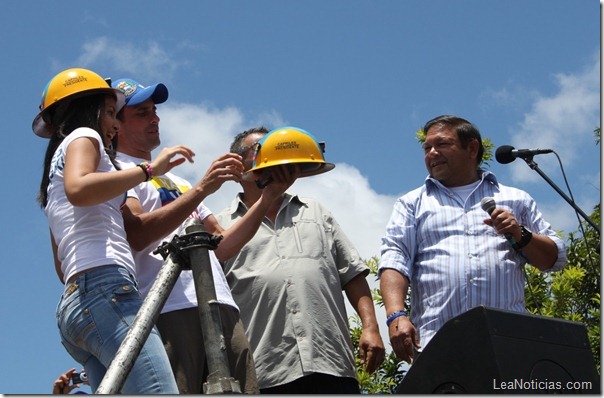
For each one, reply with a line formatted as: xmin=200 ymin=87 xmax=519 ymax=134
xmin=515 ymin=225 xmax=533 ymax=249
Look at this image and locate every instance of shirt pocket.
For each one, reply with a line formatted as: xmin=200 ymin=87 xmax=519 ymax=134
xmin=285 ymin=219 xmax=327 ymax=259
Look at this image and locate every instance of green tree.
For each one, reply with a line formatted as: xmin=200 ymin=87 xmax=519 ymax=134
xmin=523 ymin=128 xmax=600 ymax=372
xmin=524 ymin=204 xmax=601 ymax=372
xmin=350 ymin=314 xmax=405 ymax=394
xmin=349 ymin=257 xmax=407 ymax=394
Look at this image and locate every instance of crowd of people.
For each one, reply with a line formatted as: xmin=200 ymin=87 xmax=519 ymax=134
xmin=37 ymin=68 xmax=566 ymax=394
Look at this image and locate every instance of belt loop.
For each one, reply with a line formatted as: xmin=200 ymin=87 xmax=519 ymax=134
xmin=78 ymin=270 xmax=86 ymax=294
xmin=66 ymin=270 xmax=87 ymax=296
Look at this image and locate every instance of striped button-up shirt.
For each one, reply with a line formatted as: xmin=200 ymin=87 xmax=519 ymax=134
xmin=379 ymin=170 xmax=566 ymax=347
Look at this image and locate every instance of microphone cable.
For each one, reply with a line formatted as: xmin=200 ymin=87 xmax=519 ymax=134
xmin=552 ymin=151 xmax=599 ymax=262
xmin=525 ymin=150 xmax=599 ymax=316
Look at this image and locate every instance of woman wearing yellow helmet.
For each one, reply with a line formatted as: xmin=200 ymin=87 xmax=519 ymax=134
xmin=35 ymin=68 xmax=192 ymax=394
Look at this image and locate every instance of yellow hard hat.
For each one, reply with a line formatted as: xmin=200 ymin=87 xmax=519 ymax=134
xmin=32 ymin=68 xmax=125 ymax=138
xmin=248 ymin=126 xmax=335 ymax=177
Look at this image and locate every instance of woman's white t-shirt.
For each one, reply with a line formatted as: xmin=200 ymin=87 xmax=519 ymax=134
xmin=45 ymin=128 xmax=135 ymax=284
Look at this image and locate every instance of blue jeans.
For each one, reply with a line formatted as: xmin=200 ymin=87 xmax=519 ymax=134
xmin=56 ymin=265 xmax=178 ymax=394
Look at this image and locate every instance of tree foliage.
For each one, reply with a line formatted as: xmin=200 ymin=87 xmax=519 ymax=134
xmin=349 ymin=257 xmax=409 ymax=394
xmin=349 ymin=256 xmax=410 ymax=394
xmin=524 ymin=204 xmax=601 ymax=372
xmin=350 ymin=314 xmax=405 ymax=394
xmin=523 ymin=128 xmax=600 ymax=372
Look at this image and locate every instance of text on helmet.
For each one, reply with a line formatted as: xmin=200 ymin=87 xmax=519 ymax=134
xmin=63 ymin=75 xmax=88 ymax=87
xmin=274 ymin=141 xmax=300 ymax=150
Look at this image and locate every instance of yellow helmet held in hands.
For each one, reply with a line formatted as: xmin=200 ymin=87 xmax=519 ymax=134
xmin=32 ymin=68 xmax=125 ymax=138
xmin=248 ymin=126 xmax=336 ymax=178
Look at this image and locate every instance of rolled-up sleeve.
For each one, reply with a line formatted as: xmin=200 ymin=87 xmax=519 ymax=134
xmin=521 ymin=193 xmax=567 ymax=273
xmin=379 ymin=194 xmax=418 ymax=280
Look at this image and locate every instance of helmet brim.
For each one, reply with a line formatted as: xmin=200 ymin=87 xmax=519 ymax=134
xmin=242 ymin=161 xmax=335 ymax=182
xmin=32 ymin=113 xmax=51 ymax=138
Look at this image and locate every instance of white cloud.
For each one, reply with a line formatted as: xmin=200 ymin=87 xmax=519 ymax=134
xmin=509 ymin=53 xmax=600 ymax=183
xmin=482 ymin=83 xmax=540 ymax=111
xmin=76 ymin=37 xmax=181 ymax=81
xmin=536 ymin=170 xmax=601 ymax=238
xmin=159 ymin=102 xmax=246 ymax=157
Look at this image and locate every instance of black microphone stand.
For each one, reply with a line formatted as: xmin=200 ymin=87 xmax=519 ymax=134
xmin=521 ymin=156 xmax=599 ymax=234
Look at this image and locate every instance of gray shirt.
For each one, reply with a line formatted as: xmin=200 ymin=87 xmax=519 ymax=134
xmin=216 ymin=193 xmax=368 ymax=389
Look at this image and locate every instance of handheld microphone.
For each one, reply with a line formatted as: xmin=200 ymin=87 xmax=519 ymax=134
xmin=495 ymin=145 xmax=553 ymax=164
xmin=480 ymin=197 xmax=519 ymax=250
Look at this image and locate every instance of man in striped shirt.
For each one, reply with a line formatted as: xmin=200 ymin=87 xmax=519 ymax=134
xmin=378 ymin=115 xmax=566 ymax=363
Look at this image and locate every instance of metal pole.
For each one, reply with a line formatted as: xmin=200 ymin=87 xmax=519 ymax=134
xmin=95 ymin=248 xmax=184 ymax=394
xmin=523 ymin=157 xmax=600 ymax=233
xmin=95 ymin=218 xmax=240 ymax=394
xmin=183 ymin=218 xmax=241 ymax=394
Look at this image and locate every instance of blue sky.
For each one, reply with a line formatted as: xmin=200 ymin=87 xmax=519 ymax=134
xmin=1 ymin=1 xmax=600 ymax=394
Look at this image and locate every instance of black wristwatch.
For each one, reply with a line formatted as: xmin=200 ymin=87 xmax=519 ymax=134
xmin=515 ymin=225 xmax=533 ymax=250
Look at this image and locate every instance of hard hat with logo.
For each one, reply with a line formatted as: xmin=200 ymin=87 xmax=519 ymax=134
xmin=247 ymin=126 xmax=335 ymax=178
xmin=32 ymin=68 xmax=126 ymax=138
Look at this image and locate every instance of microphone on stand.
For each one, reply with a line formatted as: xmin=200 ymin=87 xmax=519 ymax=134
xmin=495 ymin=145 xmax=552 ymax=164
xmin=494 ymin=145 xmax=599 ymax=233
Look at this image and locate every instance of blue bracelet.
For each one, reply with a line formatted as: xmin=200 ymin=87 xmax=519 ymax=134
xmin=386 ymin=310 xmax=408 ymax=327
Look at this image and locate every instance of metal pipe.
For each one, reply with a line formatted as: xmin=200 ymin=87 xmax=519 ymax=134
xmin=96 ymin=218 xmax=240 ymax=394
xmin=95 ymin=249 xmax=183 ymax=394
xmin=183 ymin=218 xmax=241 ymax=394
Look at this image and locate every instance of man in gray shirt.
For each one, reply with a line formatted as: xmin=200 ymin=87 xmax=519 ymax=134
xmin=216 ymin=126 xmax=385 ymax=394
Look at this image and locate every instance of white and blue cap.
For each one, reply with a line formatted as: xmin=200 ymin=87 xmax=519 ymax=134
xmin=112 ymin=78 xmax=168 ymax=106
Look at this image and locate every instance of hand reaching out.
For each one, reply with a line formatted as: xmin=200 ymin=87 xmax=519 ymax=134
xmin=196 ymin=153 xmax=245 ymax=196
xmin=150 ymin=145 xmax=196 ymax=176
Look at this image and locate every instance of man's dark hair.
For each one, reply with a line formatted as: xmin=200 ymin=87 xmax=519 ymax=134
xmin=230 ymin=126 xmax=269 ymax=155
xmin=423 ymin=115 xmax=484 ymax=165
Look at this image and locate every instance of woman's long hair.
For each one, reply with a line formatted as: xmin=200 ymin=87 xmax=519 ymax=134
xmin=37 ymin=93 xmax=119 ymax=208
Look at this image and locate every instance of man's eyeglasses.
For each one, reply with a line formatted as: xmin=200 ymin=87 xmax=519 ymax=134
xmin=238 ymin=141 xmax=260 ymax=156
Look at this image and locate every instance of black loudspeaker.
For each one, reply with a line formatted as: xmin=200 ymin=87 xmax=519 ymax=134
xmin=396 ymin=306 xmax=600 ymax=394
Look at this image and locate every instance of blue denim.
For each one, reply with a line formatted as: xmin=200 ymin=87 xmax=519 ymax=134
xmin=56 ymin=265 xmax=178 ymax=394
